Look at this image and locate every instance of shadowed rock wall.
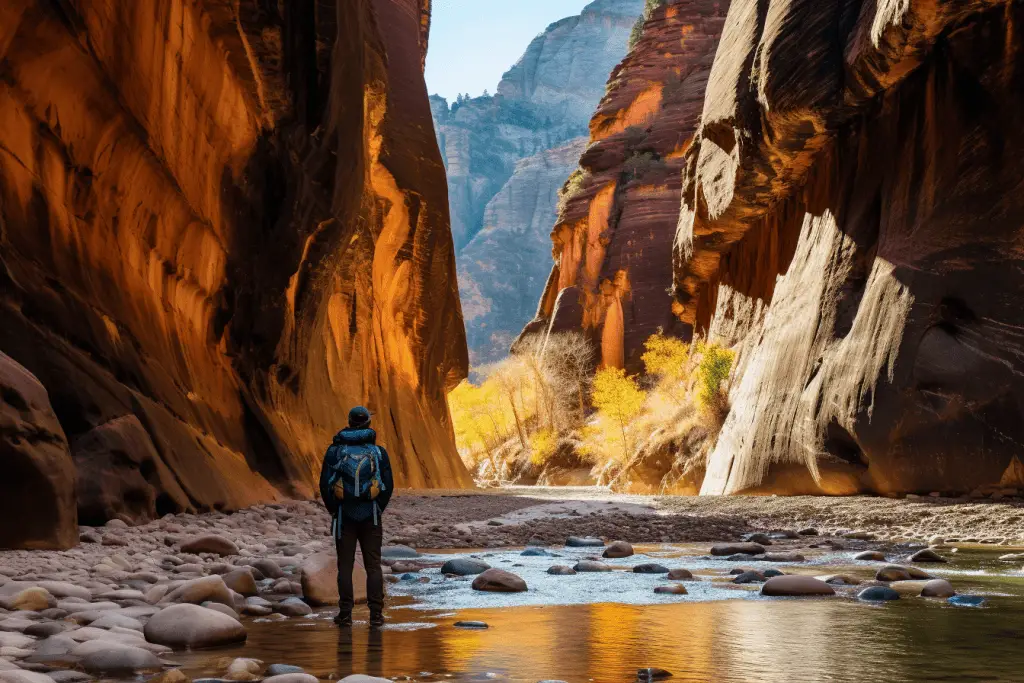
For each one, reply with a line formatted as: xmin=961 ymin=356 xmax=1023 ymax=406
xmin=674 ymin=0 xmax=1024 ymax=495
xmin=0 ymin=0 xmax=470 ymax=544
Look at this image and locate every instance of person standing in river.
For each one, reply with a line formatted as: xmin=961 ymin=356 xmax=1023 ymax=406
xmin=319 ymin=406 xmax=394 ymax=628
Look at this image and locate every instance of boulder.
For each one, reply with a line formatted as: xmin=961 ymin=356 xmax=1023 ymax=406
xmin=921 ymin=579 xmax=956 ymax=598
xmin=760 ymin=576 xmax=835 ymax=597
xmin=274 ymin=598 xmax=312 ymax=617
xmin=653 ymin=584 xmax=688 ymax=595
xmin=853 ymin=551 xmax=886 ymax=561
xmin=710 ymin=543 xmax=764 ymax=557
xmin=632 ymin=564 xmax=670 ymax=574
xmin=565 ymin=537 xmax=604 ymax=548
xmin=666 ymin=569 xmax=693 ymax=580
xmin=89 ymin=613 xmax=144 ymax=631
xmin=180 ymin=535 xmax=238 ymax=557
xmin=602 ymin=541 xmax=634 ymax=559
xmin=264 ymin=676 xmax=319 ymax=683
xmin=222 ymin=569 xmax=258 ymax=597
xmin=471 ymin=569 xmax=527 ymax=593
xmin=380 ymin=546 xmax=419 ymax=559
xmin=858 ymin=586 xmax=900 ymax=602
xmin=2 ymin=588 xmax=55 ymax=611
xmin=202 ymin=602 xmax=240 ymax=620
xmin=251 ymin=560 xmax=285 ymax=579
xmin=876 ymin=565 xmax=932 ymax=582
xmin=0 ymin=353 xmax=77 ymax=550
xmin=732 ymin=571 xmax=765 ymax=584
xmin=300 ymin=551 xmax=365 ymax=606
xmin=519 ymin=548 xmax=552 ymax=557
xmin=164 ymin=576 xmax=233 ymax=606
xmin=546 ymin=566 xmax=577 ymax=576
xmin=909 ymin=549 xmax=948 ymax=563
xmin=144 ymin=604 xmax=246 ymax=648
xmin=573 ymin=561 xmax=612 ymax=573
xmin=80 ymin=644 xmax=161 ymax=674
xmin=440 ymin=559 xmax=490 ymax=576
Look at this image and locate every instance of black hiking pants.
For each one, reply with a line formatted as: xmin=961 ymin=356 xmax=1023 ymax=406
xmin=335 ymin=517 xmax=384 ymax=617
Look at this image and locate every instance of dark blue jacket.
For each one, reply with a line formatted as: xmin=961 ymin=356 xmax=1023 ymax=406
xmin=318 ymin=428 xmax=394 ymax=526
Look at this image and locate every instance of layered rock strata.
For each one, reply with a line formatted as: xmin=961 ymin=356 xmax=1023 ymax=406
xmin=0 ymin=0 xmax=470 ymax=544
xmin=523 ymin=0 xmax=729 ymax=371
xmin=673 ymin=0 xmax=1024 ymax=495
xmin=433 ymin=0 xmax=643 ymax=365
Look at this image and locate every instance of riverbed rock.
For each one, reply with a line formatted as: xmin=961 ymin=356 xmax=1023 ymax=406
xmin=948 ymin=595 xmax=985 ymax=607
xmin=300 ymin=551 xmax=365 ymax=606
xmin=519 ymin=548 xmax=552 ymax=557
xmin=742 ymin=533 xmax=773 ymax=545
xmin=380 ymin=546 xmax=420 ymax=560
xmin=602 ymin=541 xmax=634 ymax=559
xmin=565 ymin=537 xmax=605 ymax=548
xmin=876 ymin=565 xmax=933 ymax=582
xmin=667 ymin=569 xmax=693 ymax=580
xmin=165 ymin=576 xmax=232 ymax=606
xmin=2 ymin=588 xmax=55 ymax=612
xmin=144 ymin=604 xmax=245 ymax=648
xmin=80 ymin=644 xmax=161 ymax=674
xmin=573 ymin=561 xmax=612 ymax=573
xmin=275 ymin=598 xmax=312 ymax=617
xmin=822 ymin=575 xmax=861 ymax=586
xmin=710 ymin=543 xmax=764 ymax=557
xmin=653 ymin=585 xmax=688 ymax=595
xmin=732 ymin=571 xmax=765 ymax=584
xmin=264 ymin=665 xmax=305 ymax=677
xmin=89 ymin=613 xmax=144 ymax=632
xmin=264 ymin=675 xmax=319 ymax=683
xmin=858 ymin=586 xmax=900 ymax=602
xmin=760 ymin=576 xmax=835 ymax=597
xmin=453 ymin=621 xmax=488 ymax=630
xmin=0 ymin=671 xmax=60 ymax=683
xmin=633 ymin=564 xmax=670 ymax=574
xmin=762 ymin=553 xmax=805 ymax=562
xmin=440 ymin=559 xmax=490 ymax=576
xmin=471 ymin=569 xmax=527 ymax=593
xmin=0 ymin=353 xmax=77 ymax=550
xmin=221 ymin=569 xmax=258 ymax=597
xmin=920 ymin=579 xmax=956 ymax=598
xmin=251 ymin=560 xmax=285 ymax=580
xmin=547 ymin=566 xmax=577 ymax=576
xmin=853 ymin=551 xmax=886 ymax=561
xmin=909 ymin=549 xmax=948 ymax=563
xmin=180 ymin=535 xmax=238 ymax=557
xmin=340 ymin=676 xmax=392 ymax=683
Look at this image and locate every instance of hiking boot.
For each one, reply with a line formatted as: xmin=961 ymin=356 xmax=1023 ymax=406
xmin=333 ymin=613 xmax=352 ymax=627
xmin=369 ymin=612 xmax=385 ymax=628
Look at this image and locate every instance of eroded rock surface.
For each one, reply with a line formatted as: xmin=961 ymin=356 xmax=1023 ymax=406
xmin=0 ymin=0 xmax=470 ymax=543
xmin=670 ymin=0 xmax=1024 ymax=495
xmin=522 ymin=0 xmax=729 ymax=371
xmin=433 ymin=0 xmax=642 ymax=364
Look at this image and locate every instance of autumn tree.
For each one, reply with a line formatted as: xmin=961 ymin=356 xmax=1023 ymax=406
xmin=590 ymin=367 xmax=647 ymax=462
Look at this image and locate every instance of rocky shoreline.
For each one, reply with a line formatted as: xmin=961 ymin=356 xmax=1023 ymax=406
xmin=1 ymin=489 xmax=1023 ymax=683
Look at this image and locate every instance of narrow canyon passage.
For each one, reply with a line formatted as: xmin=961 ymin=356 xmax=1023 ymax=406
xmin=3 ymin=1 xmax=1024 ymax=682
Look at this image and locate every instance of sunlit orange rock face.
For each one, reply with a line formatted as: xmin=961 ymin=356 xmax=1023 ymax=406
xmin=524 ymin=1 xmax=729 ymax=371
xmin=0 ymin=0 xmax=470 ymax=544
xmin=676 ymin=0 xmax=1024 ymax=495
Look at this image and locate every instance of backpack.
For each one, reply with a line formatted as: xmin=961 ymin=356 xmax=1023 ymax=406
xmin=327 ymin=442 xmax=385 ymax=505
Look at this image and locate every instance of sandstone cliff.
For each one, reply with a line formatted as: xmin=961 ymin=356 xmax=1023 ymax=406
xmin=0 ymin=0 xmax=470 ymax=546
xmin=433 ymin=0 xmax=643 ymax=365
xmin=674 ymin=0 xmax=1024 ymax=495
xmin=524 ymin=0 xmax=729 ymax=372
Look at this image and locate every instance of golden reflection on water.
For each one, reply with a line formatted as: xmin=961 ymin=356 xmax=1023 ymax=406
xmin=178 ymin=565 xmax=1024 ymax=683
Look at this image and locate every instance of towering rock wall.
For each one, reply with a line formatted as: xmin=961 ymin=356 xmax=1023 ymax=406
xmin=433 ymin=0 xmax=643 ymax=366
xmin=523 ymin=0 xmax=729 ymax=372
xmin=0 ymin=0 xmax=470 ymax=546
xmin=674 ymin=0 xmax=1024 ymax=495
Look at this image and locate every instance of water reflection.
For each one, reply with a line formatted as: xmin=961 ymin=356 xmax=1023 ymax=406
xmin=175 ymin=547 xmax=1024 ymax=683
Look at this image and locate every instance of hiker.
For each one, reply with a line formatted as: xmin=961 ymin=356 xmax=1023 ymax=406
xmin=319 ymin=406 xmax=394 ymax=627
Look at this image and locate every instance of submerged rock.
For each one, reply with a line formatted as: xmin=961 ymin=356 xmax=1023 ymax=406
xmin=566 ymin=537 xmax=605 ymax=548
xmin=547 ymin=566 xmax=577 ymax=576
xmin=573 ymin=561 xmax=613 ymax=573
xmin=454 ymin=621 xmax=489 ymax=629
xmin=633 ymin=564 xmax=670 ymax=574
xmin=853 ymin=551 xmax=886 ymax=561
xmin=653 ymin=584 xmax=688 ymax=595
xmin=948 ymin=595 xmax=985 ymax=607
xmin=909 ymin=549 xmax=948 ymax=563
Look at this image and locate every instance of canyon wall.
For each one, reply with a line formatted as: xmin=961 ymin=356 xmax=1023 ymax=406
xmin=523 ymin=0 xmax=729 ymax=372
xmin=674 ymin=0 xmax=1024 ymax=495
xmin=432 ymin=0 xmax=643 ymax=365
xmin=0 ymin=0 xmax=470 ymax=547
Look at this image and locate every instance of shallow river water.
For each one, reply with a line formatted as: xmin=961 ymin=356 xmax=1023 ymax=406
xmin=178 ymin=544 xmax=1024 ymax=683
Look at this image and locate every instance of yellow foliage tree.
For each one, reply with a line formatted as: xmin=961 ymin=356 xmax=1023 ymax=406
xmin=694 ymin=339 xmax=735 ymax=408
xmin=591 ymin=367 xmax=647 ymax=462
xmin=641 ymin=331 xmax=689 ymax=379
xmin=528 ymin=428 xmax=559 ymax=467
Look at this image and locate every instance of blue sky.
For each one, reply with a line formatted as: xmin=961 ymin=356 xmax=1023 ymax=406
xmin=425 ymin=0 xmax=590 ymax=103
